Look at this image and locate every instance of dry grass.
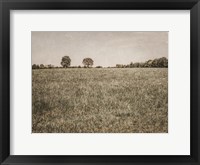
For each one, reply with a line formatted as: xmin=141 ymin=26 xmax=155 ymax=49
xmin=32 ymin=68 xmax=168 ymax=133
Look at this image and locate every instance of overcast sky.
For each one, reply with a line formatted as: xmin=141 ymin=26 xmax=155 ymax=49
xmin=32 ymin=31 xmax=168 ymax=67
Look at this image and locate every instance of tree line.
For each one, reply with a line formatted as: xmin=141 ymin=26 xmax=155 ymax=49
xmin=32 ymin=56 xmax=168 ymax=69
xmin=116 ymin=57 xmax=168 ymax=68
xmin=32 ymin=56 xmax=93 ymax=69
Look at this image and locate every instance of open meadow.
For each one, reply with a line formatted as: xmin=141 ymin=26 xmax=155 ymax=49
xmin=32 ymin=68 xmax=168 ymax=133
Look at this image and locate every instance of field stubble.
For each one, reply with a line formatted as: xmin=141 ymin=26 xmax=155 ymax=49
xmin=32 ymin=68 xmax=168 ymax=133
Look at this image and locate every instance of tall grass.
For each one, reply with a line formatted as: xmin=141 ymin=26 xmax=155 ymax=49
xmin=32 ymin=68 xmax=168 ymax=133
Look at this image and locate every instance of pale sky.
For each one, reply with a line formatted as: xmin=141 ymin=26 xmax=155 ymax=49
xmin=32 ymin=31 xmax=168 ymax=67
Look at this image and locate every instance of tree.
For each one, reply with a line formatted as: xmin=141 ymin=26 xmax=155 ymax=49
xmin=61 ymin=56 xmax=71 ymax=68
xmin=48 ymin=64 xmax=54 ymax=69
xmin=152 ymin=59 xmax=159 ymax=67
xmin=133 ymin=62 xmax=140 ymax=68
xmin=40 ymin=64 xmax=45 ymax=69
xmin=130 ymin=62 xmax=134 ymax=68
xmin=139 ymin=62 xmax=145 ymax=68
xmin=32 ymin=64 xmax=39 ymax=69
xmin=82 ymin=58 xmax=94 ymax=68
xmin=157 ymin=57 xmax=168 ymax=67
xmin=125 ymin=64 xmax=130 ymax=68
xmin=32 ymin=64 xmax=37 ymax=69
xmin=116 ymin=64 xmax=123 ymax=68
xmin=144 ymin=60 xmax=153 ymax=67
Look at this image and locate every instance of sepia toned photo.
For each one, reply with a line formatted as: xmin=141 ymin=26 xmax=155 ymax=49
xmin=32 ymin=31 xmax=168 ymax=133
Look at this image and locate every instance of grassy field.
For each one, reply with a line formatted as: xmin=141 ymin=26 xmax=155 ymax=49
xmin=32 ymin=68 xmax=168 ymax=133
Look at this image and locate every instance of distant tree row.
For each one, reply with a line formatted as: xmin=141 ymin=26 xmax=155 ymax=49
xmin=32 ymin=56 xmax=168 ymax=69
xmin=116 ymin=57 xmax=168 ymax=68
xmin=32 ymin=64 xmax=97 ymax=69
xmin=32 ymin=56 xmax=94 ymax=69
xmin=32 ymin=64 xmax=55 ymax=69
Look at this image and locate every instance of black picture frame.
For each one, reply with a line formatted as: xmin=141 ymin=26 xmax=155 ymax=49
xmin=0 ymin=0 xmax=199 ymax=164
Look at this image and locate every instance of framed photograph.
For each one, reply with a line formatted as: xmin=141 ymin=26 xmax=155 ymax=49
xmin=0 ymin=0 xmax=199 ymax=164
